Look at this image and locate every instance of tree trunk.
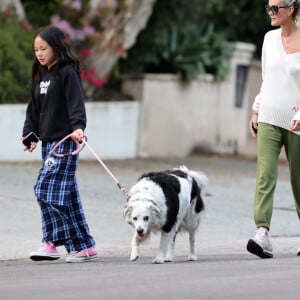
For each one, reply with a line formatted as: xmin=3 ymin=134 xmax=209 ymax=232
xmin=0 ymin=0 xmax=25 ymax=19
xmin=88 ymin=0 xmax=156 ymax=77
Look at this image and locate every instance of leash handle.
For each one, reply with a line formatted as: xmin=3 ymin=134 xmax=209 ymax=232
xmin=51 ymin=134 xmax=87 ymax=157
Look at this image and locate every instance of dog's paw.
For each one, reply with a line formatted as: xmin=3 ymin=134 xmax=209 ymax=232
xmin=130 ymin=255 xmax=139 ymax=261
xmin=152 ymin=256 xmax=164 ymax=264
xmin=164 ymin=256 xmax=173 ymax=262
xmin=188 ymin=254 xmax=198 ymax=261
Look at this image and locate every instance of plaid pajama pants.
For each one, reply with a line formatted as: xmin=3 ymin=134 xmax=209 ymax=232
xmin=34 ymin=139 xmax=96 ymax=252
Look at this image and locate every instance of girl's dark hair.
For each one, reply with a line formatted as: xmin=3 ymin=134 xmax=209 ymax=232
xmin=32 ymin=26 xmax=81 ymax=83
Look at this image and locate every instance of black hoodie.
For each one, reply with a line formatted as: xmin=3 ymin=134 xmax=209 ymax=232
xmin=23 ymin=64 xmax=86 ymax=142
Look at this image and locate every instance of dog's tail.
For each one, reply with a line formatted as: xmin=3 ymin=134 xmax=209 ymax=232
xmin=179 ymin=165 xmax=208 ymax=189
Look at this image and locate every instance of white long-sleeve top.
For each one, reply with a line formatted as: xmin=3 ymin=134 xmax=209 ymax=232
xmin=253 ymin=28 xmax=300 ymax=134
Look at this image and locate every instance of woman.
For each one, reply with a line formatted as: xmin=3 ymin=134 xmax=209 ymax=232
xmin=247 ymin=0 xmax=300 ymax=258
xmin=22 ymin=26 xmax=98 ymax=263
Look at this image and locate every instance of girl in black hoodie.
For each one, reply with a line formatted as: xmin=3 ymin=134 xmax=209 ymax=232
xmin=22 ymin=26 xmax=98 ymax=263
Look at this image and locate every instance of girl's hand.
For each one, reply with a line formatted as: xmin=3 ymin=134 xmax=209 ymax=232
xmin=249 ymin=112 xmax=258 ymax=138
xmin=71 ymin=129 xmax=84 ymax=142
xmin=21 ymin=138 xmax=37 ymax=152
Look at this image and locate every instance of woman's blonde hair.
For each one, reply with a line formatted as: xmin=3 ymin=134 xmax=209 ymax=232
xmin=283 ymin=0 xmax=299 ymax=20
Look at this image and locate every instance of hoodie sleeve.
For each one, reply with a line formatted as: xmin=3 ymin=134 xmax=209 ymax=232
xmin=63 ymin=66 xmax=87 ymax=131
xmin=22 ymin=84 xmax=40 ymax=137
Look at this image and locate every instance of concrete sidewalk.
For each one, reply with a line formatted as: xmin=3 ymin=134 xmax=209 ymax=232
xmin=1 ymin=155 xmax=299 ymax=261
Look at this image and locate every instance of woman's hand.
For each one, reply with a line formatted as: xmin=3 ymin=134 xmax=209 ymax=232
xmin=249 ymin=112 xmax=258 ymax=138
xmin=71 ymin=128 xmax=84 ymax=142
xmin=290 ymin=120 xmax=300 ymax=132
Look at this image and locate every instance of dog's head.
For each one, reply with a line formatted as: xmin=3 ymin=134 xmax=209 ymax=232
xmin=124 ymin=199 xmax=160 ymax=239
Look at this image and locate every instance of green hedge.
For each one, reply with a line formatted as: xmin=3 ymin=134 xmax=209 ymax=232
xmin=0 ymin=11 xmax=33 ymax=103
xmin=118 ymin=0 xmax=270 ymax=82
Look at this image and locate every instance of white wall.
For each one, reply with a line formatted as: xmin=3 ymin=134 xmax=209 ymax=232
xmin=0 ymin=102 xmax=140 ymax=162
xmin=122 ymin=74 xmax=220 ymax=157
xmin=122 ymin=42 xmax=259 ymax=158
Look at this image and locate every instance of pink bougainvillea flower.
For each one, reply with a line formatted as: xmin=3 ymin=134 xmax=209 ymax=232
xmin=71 ymin=0 xmax=82 ymax=11
xmin=4 ymin=10 xmax=13 ymax=17
xmin=83 ymin=26 xmax=96 ymax=35
xmin=93 ymin=78 xmax=105 ymax=87
xmin=99 ymin=0 xmax=117 ymax=8
xmin=20 ymin=21 xmax=31 ymax=30
xmin=81 ymin=68 xmax=105 ymax=87
xmin=51 ymin=15 xmax=75 ymax=39
xmin=81 ymin=48 xmax=90 ymax=57
xmin=80 ymin=70 xmax=86 ymax=79
xmin=78 ymin=26 xmax=96 ymax=40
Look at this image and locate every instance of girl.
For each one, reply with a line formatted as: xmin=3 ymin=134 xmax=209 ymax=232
xmin=22 ymin=26 xmax=98 ymax=263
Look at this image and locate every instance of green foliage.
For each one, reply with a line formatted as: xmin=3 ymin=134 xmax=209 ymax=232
xmin=196 ymin=0 xmax=271 ymax=58
xmin=121 ymin=22 xmax=231 ymax=81
xmin=22 ymin=0 xmax=61 ymax=27
xmin=119 ymin=0 xmax=234 ymax=81
xmin=119 ymin=0 xmax=271 ymax=82
xmin=0 ymin=11 xmax=33 ymax=103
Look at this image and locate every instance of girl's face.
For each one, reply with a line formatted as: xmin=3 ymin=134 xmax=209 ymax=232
xmin=34 ymin=36 xmax=57 ymax=69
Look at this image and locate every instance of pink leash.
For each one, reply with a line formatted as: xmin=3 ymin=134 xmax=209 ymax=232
xmin=50 ymin=134 xmax=131 ymax=201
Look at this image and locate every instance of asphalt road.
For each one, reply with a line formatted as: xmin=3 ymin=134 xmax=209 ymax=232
xmin=1 ymin=155 xmax=300 ymax=299
xmin=1 ymin=253 xmax=300 ymax=300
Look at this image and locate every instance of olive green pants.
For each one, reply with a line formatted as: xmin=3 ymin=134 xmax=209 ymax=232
xmin=254 ymin=123 xmax=300 ymax=230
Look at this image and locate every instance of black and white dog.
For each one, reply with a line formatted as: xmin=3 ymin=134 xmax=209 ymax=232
xmin=123 ymin=165 xmax=207 ymax=264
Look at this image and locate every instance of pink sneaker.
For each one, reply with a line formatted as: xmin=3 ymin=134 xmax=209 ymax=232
xmin=65 ymin=247 xmax=98 ymax=263
xmin=30 ymin=242 xmax=60 ymax=261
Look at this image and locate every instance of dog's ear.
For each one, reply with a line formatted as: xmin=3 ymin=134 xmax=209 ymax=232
xmin=123 ymin=205 xmax=133 ymax=223
xmin=149 ymin=203 xmax=160 ymax=218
